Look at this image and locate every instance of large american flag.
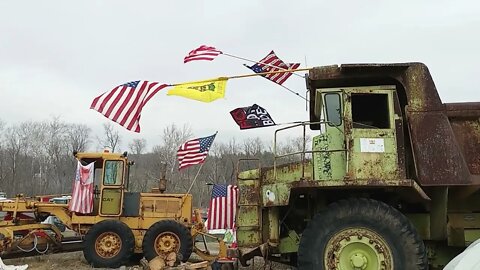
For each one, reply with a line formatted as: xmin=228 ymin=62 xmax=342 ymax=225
xmin=69 ymin=161 xmax=95 ymax=214
xmin=184 ymin=45 xmax=222 ymax=63
xmin=90 ymin=81 xmax=168 ymax=132
xmin=177 ymin=133 xmax=217 ymax=170
xmin=206 ymin=184 xmax=239 ymax=230
xmin=246 ymin=50 xmax=300 ymax=85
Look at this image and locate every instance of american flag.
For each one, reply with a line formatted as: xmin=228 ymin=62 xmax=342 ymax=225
xmin=177 ymin=133 xmax=217 ymax=170
xmin=90 ymin=81 xmax=168 ymax=132
xmin=69 ymin=161 xmax=95 ymax=214
xmin=184 ymin=45 xmax=222 ymax=63
xmin=245 ymin=50 xmax=300 ymax=85
xmin=206 ymin=184 xmax=239 ymax=230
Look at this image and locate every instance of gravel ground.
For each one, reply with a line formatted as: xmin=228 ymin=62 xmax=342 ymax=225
xmin=2 ymin=251 xmax=294 ymax=270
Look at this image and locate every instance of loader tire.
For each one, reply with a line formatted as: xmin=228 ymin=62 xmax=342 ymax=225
xmin=297 ymin=198 xmax=428 ymax=270
xmin=83 ymin=220 xmax=135 ymax=268
xmin=142 ymin=220 xmax=193 ymax=262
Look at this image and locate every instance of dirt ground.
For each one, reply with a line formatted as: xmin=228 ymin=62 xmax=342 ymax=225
xmin=3 ymin=251 xmax=294 ymax=270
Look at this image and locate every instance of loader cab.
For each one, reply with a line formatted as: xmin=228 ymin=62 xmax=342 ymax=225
xmin=312 ymin=85 xmax=405 ymax=181
xmin=75 ymin=151 xmax=130 ymax=217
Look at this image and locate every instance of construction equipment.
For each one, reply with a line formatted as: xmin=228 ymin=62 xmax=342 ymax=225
xmin=0 ymin=151 xmax=228 ymax=268
xmin=233 ymin=63 xmax=480 ymax=269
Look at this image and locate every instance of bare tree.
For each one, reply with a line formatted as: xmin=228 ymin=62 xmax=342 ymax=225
xmin=3 ymin=125 xmax=28 ymax=195
xmin=67 ymin=124 xmax=91 ymax=153
xmin=0 ymin=120 xmax=7 ymax=192
xmin=152 ymin=124 xmax=192 ymax=192
xmin=99 ymin=123 xmax=121 ymax=152
xmin=243 ymin=137 xmax=264 ymax=156
xmin=129 ymin=139 xmax=147 ymax=155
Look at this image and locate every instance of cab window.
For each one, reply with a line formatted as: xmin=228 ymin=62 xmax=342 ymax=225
xmin=103 ymin=160 xmax=123 ymax=185
xmin=324 ymin=93 xmax=342 ymax=126
xmin=351 ymin=93 xmax=390 ymax=129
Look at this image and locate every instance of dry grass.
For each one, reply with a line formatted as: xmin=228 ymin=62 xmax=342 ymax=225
xmin=2 ymin=251 xmax=294 ymax=270
xmin=3 ymin=252 xmax=93 ymax=270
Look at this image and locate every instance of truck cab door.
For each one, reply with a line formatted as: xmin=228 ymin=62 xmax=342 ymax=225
xmin=344 ymin=86 xmax=401 ymax=180
xmin=99 ymin=159 xmax=125 ymax=216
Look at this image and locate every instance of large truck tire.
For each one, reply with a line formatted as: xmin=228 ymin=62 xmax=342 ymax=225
xmin=142 ymin=220 xmax=193 ymax=262
xmin=297 ymin=198 xmax=428 ymax=270
xmin=83 ymin=220 xmax=135 ymax=268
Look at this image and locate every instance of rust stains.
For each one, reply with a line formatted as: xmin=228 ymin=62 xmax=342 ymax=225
xmin=307 ymin=62 xmax=479 ymax=186
xmin=449 ymin=115 xmax=480 ymax=175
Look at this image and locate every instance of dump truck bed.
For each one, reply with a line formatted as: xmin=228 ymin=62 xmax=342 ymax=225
xmin=308 ymin=63 xmax=480 ymax=186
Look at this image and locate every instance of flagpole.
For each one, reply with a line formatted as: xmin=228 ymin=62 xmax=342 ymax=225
xmin=221 ymin=52 xmax=304 ymax=78
xmin=169 ymin=67 xmax=312 ymax=87
xmin=222 ymin=51 xmax=308 ymax=100
xmin=170 ymin=158 xmax=176 ymax=174
xmin=239 ymin=63 xmax=306 ymax=101
xmin=180 ymin=162 xmax=206 ymax=207
xmin=278 ymin=83 xmax=307 ymax=101
xmin=228 ymin=67 xmax=311 ymax=80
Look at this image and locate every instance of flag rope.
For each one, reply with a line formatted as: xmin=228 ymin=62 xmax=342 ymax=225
xmin=221 ymin=52 xmax=305 ymax=78
xmin=167 ymin=67 xmax=312 ymax=101
xmin=169 ymin=67 xmax=312 ymax=86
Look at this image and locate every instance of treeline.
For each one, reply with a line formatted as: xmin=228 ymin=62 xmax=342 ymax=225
xmin=0 ymin=118 xmax=308 ymax=207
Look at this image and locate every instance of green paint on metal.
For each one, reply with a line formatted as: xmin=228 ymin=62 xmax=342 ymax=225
xmin=262 ymin=162 xmax=313 ymax=184
xmin=312 ymin=89 xmax=347 ymax=181
xmin=278 ymin=230 xmax=301 ymax=253
xmin=406 ymin=213 xmax=431 ymax=240
xmin=238 ymin=169 xmax=260 ymax=180
xmin=343 ymin=87 xmax=400 ymax=181
xmin=325 ymin=227 xmax=393 ymax=270
xmin=464 ymin=229 xmax=480 ymax=246
xmin=268 ymin=207 xmax=280 ymax=245
xmin=262 ymin=183 xmax=291 ymax=207
xmin=236 ymin=175 xmax=262 ymax=247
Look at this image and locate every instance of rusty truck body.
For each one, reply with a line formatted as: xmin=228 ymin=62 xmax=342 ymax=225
xmin=234 ymin=63 xmax=480 ymax=269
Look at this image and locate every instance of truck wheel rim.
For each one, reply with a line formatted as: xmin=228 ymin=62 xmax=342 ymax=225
xmin=95 ymin=232 xmax=122 ymax=259
xmin=324 ymin=227 xmax=393 ymax=270
xmin=155 ymin=232 xmax=180 ymax=255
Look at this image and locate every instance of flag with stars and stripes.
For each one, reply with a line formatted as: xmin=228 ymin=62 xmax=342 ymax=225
xmin=90 ymin=81 xmax=168 ymax=132
xmin=245 ymin=50 xmax=300 ymax=85
xmin=184 ymin=45 xmax=222 ymax=63
xmin=69 ymin=161 xmax=94 ymax=214
xmin=177 ymin=133 xmax=217 ymax=170
xmin=206 ymin=184 xmax=239 ymax=230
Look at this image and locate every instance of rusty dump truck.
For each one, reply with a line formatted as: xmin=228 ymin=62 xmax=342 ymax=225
xmin=233 ymin=63 xmax=480 ymax=269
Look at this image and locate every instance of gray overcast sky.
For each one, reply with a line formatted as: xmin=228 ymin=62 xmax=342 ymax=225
xmin=1 ymin=1 xmax=479 ymax=150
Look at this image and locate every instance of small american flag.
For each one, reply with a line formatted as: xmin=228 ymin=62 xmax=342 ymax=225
xmin=207 ymin=184 xmax=239 ymax=230
xmin=69 ymin=161 xmax=95 ymax=214
xmin=184 ymin=45 xmax=222 ymax=63
xmin=246 ymin=50 xmax=300 ymax=85
xmin=177 ymin=133 xmax=217 ymax=170
xmin=90 ymin=81 xmax=168 ymax=132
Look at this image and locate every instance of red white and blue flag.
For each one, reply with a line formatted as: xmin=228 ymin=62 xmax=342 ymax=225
xmin=184 ymin=45 xmax=222 ymax=63
xmin=177 ymin=133 xmax=217 ymax=170
xmin=245 ymin=50 xmax=300 ymax=85
xmin=90 ymin=81 xmax=168 ymax=132
xmin=206 ymin=184 xmax=239 ymax=230
xmin=69 ymin=161 xmax=95 ymax=214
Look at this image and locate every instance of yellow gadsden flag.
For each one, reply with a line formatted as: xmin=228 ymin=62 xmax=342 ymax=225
xmin=167 ymin=77 xmax=228 ymax=103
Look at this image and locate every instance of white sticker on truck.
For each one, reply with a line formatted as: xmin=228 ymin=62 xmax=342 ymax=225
xmin=360 ymin=138 xmax=385 ymax=153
